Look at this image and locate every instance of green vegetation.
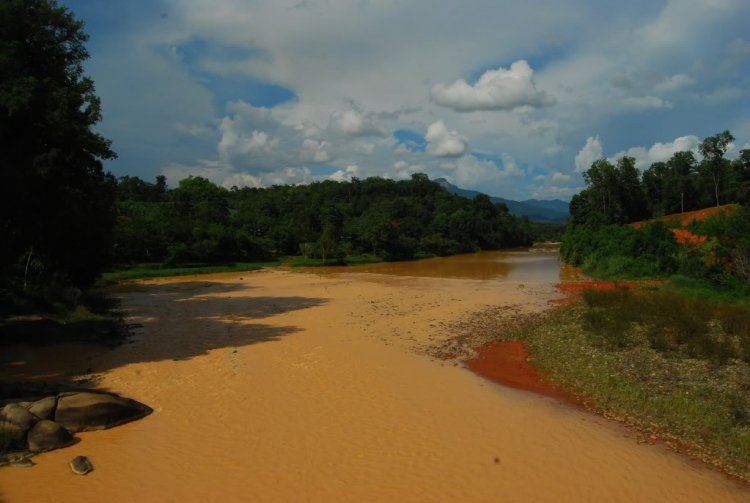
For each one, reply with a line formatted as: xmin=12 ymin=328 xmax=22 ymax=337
xmin=524 ymin=221 xmax=566 ymax=242
xmin=101 ymin=260 xmax=284 ymax=283
xmin=288 ymin=256 xmax=385 ymax=267
xmin=563 ymin=131 xmax=750 ymax=295
xmin=110 ymin=173 xmax=533 ymax=271
xmin=507 ymin=291 xmax=750 ymax=478
xmin=550 ymin=132 xmax=750 ymax=477
xmin=1 ymin=0 xmax=118 ymax=292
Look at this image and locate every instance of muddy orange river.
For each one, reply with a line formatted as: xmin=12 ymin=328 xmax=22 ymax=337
xmin=1 ymin=251 xmax=749 ymax=502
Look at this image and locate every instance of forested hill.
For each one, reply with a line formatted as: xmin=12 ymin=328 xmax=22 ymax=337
xmin=113 ymin=173 xmax=534 ymax=268
xmin=433 ymin=178 xmax=570 ymax=223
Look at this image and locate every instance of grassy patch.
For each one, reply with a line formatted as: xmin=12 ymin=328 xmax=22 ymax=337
xmin=101 ymin=260 xmax=284 ymax=283
xmin=504 ymin=291 xmax=750 ymax=479
xmin=660 ymin=275 xmax=750 ymax=308
xmin=289 ymin=256 xmax=384 ymax=267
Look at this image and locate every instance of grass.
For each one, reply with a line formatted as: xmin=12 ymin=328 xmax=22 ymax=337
xmin=101 ymin=259 xmax=284 ymax=283
xmin=502 ymin=289 xmax=750 ymax=479
xmin=289 ymin=256 xmax=384 ymax=267
xmin=660 ymin=275 xmax=750 ymax=308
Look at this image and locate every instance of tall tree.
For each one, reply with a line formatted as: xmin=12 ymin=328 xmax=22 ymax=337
xmin=665 ymin=151 xmax=698 ymax=214
xmin=698 ymin=131 xmax=734 ymax=207
xmin=1 ymin=0 xmax=117 ymax=288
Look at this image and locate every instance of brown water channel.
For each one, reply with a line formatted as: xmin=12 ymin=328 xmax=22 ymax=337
xmin=1 ymin=251 xmax=748 ymax=502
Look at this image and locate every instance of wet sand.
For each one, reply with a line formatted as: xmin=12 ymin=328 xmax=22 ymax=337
xmin=1 ymin=251 xmax=749 ymax=502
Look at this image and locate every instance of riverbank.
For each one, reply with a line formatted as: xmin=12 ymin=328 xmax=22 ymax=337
xmin=1 ymin=252 xmax=748 ymax=501
xmin=460 ymin=282 xmax=750 ymax=482
xmin=100 ymin=260 xmax=285 ymax=283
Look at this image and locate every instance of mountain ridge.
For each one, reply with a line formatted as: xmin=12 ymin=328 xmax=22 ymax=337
xmin=433 ymin=178 xmax=570 ymax=223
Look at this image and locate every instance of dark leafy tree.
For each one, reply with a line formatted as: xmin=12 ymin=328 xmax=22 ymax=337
xmin=1 ymin=0 xmax=117 ymax=289
xmin=699 ymin=131 xmax=735 ymax=207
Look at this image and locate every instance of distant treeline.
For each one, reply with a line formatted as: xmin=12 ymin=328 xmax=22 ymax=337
xmin=113 ymin=174 xmax=536 ymax=268
xmin=562 ymin=131 xmax=750 ymax=288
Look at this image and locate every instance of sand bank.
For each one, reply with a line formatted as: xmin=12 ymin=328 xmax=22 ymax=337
xmin=1 ymin=252 xmax=748 ymax=502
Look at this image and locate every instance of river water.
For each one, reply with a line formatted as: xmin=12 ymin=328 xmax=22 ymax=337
xmin=1 ymin=251 xmax=748 ymax=502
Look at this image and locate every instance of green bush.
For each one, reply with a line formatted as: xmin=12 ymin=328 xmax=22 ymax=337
xmin=581 ymin=288 xmax=739 ymax=363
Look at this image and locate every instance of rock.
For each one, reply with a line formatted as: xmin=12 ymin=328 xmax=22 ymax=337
xmin=27 ymin=420 xmax=75 ymax=452
xmin=28 ymin=396 xmax=57 ymax=421
xmin=10 ymin=458 xmax=34 ymax=468
xmin=55 ymin=392 xmax=152 ymax=433
xmin=70 ymin=456 xmax=93 ymax=475
xmin=0 ymin=403 xmax=38 ymax=433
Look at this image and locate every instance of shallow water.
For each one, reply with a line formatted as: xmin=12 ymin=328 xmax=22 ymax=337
xmin=1 ymin=251 xmax=748 ymax=502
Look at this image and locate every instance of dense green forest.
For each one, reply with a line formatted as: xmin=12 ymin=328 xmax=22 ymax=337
xmin=113 ymin=173 xmax=534 ymax=268
xmin=562 ymin=132 xmax=750 ymax=289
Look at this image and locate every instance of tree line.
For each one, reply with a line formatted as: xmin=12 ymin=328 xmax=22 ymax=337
xmin=113 ymin=173 xmax=534 ymax=268
xmin=570 ymin=131 xmax=750 ymax=227
xmin=563 ymin=131 xmax=750 ymax=288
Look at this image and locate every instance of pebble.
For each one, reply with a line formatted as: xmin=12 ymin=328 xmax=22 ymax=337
xmin=70 ymin=455 xmax=93 ymax=475
xmin=10 ymin=459 xmax=34 ymax=468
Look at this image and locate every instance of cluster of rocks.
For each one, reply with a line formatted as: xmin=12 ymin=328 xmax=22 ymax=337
xmin=0 ymin=384 xmax=152 ymax=474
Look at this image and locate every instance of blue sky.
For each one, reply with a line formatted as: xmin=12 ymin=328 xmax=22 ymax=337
xmin=62 ymin=0 xmax=750 ymax=201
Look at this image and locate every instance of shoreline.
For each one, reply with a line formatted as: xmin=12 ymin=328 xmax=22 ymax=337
xmin=450 ymin=285 xmax=750 ymax=485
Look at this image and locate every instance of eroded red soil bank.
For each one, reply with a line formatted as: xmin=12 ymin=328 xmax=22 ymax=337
xmin=464 ymin=340 xmax=578 ymax=405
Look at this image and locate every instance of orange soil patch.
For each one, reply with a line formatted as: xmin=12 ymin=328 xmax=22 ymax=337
xmin=671 ymin=228 xmax=707 ymax=245
xmin=464 ymin=340 xmax=579 ymax=404
xmin=631 ymin=204 xmax=734 ymax=229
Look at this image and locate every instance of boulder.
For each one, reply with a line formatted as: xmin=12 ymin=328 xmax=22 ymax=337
xmin=28 ymin=396 xmax=57 ymax=420
xmin=0 ymin=403 xmax=38 ymax=434
xmin=55 ymin=392 xmax=152 ymax=432
xmin=27 ymin=420 xmax=75 ymax=452
xmin=70 ymin=455 xmax=93 ymax=475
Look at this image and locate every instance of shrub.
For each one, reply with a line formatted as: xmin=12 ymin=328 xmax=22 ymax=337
xmin=580 ymin=288 xmax=740 ymax=363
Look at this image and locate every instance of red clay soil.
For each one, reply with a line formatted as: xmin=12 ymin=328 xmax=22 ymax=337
xmin=464 ymin=340 xmax=579 ymax=405
xmin=631 ymin=204 xmax=734 ymax=229
xmin=670 ymin=228 xmax=707 ymax=245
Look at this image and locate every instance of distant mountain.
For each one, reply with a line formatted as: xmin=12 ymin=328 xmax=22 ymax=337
xmin=433 ymin=178 xmax=570 ymax=223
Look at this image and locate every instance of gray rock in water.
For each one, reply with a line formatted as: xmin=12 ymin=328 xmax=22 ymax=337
xmin=10 ymin=458 xmax=34 ymax=468
xmin=28 ymin=396 xmax=57 ymax=421
xmin=0 ymin=403 xmax=38 ymax=433
xmin=55 ymin=392 xmax=152 ymax=433
xmin=28 ymin=420 xmax=75 ymax=452
xmin=70 ymin=455 xmax=93 ymax=475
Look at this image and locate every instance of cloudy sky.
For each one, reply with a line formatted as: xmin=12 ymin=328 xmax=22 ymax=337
xmin=63 ymin=0 xmax=750 ymax=201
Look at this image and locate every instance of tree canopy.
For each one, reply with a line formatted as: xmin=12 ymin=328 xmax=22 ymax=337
xmin=1 ymin=0 xmax=117 ymax=289
xmin=112 ymin=173 xmax=534 ymax=266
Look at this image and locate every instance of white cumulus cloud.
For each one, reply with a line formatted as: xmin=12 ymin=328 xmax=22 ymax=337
xmin=425 ymin=121 xmax=468 ymax=158
xmin=611 ymin=135 xmax=700 ymax=170
xmin=328 ymin=109 xmax=387 ymax=137
xmin=431 ymin=60 xmax=556 ymax=112
xmin=574 ymin=136 xmax=603 ymax=173
xmin=329 ymin=164 xmax=360 ymax=182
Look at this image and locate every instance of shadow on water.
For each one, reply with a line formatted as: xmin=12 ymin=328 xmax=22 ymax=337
xmin=0 ymin=279 xmax=327 ymax=385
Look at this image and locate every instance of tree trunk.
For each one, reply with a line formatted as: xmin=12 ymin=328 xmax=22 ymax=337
xmin=23 ymin=247 xmax=33 ymax=291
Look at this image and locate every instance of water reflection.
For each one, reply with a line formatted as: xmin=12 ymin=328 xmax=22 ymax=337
xmin=298 ymin=250 xmax=574 ymax=283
